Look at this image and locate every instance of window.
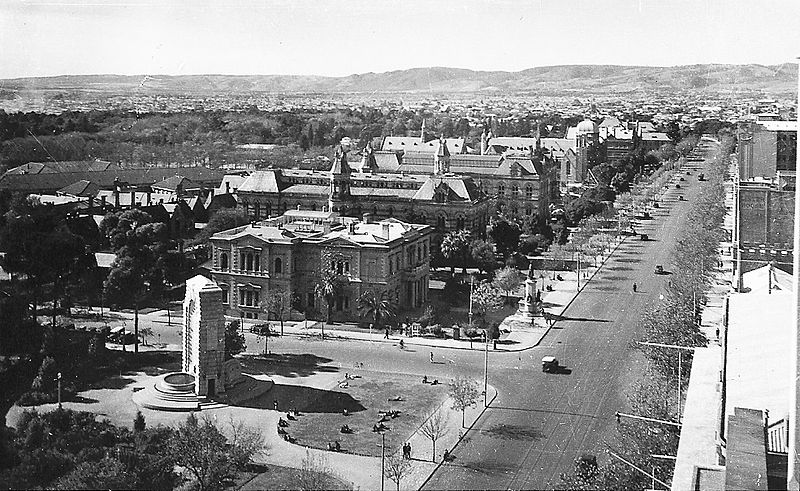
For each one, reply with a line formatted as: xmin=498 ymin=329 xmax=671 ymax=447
xmin=423 ymin=242 xmax=428 ymax=258
xmin=437 ymin=215 xmax=446 ymax=230
xmin=220 ymin=285 xmax=229 ymax=305
xmin=239 ymin=289 xmax=260 ymax=307
xmin=274 ymin=258 xmax=282 ymax=274
xmin=525 ymin=184 xmax=533 ymax=199
xmin=512 ymin=185 xmax=519 ymax=197
xmin=456 ymin=216 xmax=465 ymax=230
xmin=265 ymin=202 xmax=271 ymax=217
xmin=498 ymin=183 xmax=505 ymax=197
xmin=220 ymin=253 xmax=228 ymax=270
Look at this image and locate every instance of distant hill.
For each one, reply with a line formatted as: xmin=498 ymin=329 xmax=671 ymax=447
xmin=2 ymin=64 xmax=796 ymax=95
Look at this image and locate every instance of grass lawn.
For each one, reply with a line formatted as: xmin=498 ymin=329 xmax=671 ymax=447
xmin=270 ymin=372 xmax=448 ymax=457
xmin=236 ymin=463 xmax=350 ymax=491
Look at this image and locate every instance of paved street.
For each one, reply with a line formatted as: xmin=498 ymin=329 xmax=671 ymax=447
xmin=421 ymin=151 xmax=714 ymax=489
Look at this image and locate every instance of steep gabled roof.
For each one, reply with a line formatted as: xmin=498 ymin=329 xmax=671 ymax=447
xmin=412 ymin=176 xmax=484 ymax=202
xmin=57 ymin=179 xmax=99 ymax=197
xmin=153 ymin=175 xmax=196 ymax=191
xmin=237 ymin=171 xmax=284 ymax=193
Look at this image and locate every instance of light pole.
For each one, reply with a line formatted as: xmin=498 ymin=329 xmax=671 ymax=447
xmin=56 ymin=372 xmax=62 ymax=409
xmin=483 ymin=336 xmax=489 ymax=407
xmin=380 ymin=431 xmax=385 ymax=491
xmin=468 ymin=275 xmax=474 ymax=349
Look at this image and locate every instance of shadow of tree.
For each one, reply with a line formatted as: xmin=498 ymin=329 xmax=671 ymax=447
xmin=238 ymin=383 xmax=366 ymax=414
xmin=240 ymin=353 xmax=339 ymax=378
xmin=481 ymin=423 xmax=544 ymax=441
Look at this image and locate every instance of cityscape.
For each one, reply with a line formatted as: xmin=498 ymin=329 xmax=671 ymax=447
xmin=0 ymin=1 xmax=799 ymax=490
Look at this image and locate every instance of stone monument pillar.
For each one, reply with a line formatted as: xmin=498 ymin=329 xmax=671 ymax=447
xmin=517 ymin=263 xmax=538 ymax=319
xmin=183 ymin=275 xmax=226 ymax=397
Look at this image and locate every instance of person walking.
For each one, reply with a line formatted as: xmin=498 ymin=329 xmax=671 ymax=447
xmin=384 ymin=328 xmax=389 ymax=339
xmin=632 ymin=282 xmax=637 ymax=293
xmin=407 ymin=442 xmax=412 ymax=459
xmin=430 ymin=351 xmax=434 ymax=363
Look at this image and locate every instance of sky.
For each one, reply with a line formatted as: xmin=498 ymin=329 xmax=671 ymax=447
xmin=1 ymin=0 xmax=799 ymax=79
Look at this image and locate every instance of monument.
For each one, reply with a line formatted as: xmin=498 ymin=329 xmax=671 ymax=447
xmin=516 ymin=262 xmax=539 ymax=319
xmin=133 ymin=275 xmax=245 ymax=411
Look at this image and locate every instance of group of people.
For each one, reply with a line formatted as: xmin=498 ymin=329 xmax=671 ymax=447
xmin=402 ymin=442 xmax=413 ymax=459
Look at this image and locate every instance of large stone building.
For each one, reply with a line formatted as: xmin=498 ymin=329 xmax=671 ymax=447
xmin=209 ymin=210 xmax=433 ymax=322
xmin=736 ymin=179 xmax=794 ymax=276
xmin=235 ymin=143 xmax=489 ymax=239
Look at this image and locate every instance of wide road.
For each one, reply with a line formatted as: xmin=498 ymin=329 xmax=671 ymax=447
xmin=423 ymin=146 xmax=716 ymax=490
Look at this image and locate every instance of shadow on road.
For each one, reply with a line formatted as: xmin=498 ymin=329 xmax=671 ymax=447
xmin=480 ymin=423 xmax=544 ymax=441
xmin=240 ymin=353 xmax=340 ymax=378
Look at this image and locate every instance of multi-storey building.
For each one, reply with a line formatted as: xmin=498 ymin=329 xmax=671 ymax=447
xmin=234 ymin=143 xmax=489 ymax=240
xmin=209 ymin=210 xmax=433 ymax=322
xmin=737 ymin=120 xmax=797 ymax=180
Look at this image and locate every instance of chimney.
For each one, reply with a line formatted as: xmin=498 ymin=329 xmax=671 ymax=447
xmin=130 ymin=190 xmax=136 ymax=207
xmin=363 ymin=213 xmax=373 ymax=224
xmin=114 ymin=187 xmax=120 ymax=208
xmin=146 ymin=190 xmax=152 ymax=206
xmin=382 ymin=222 xmax=391 ymax=240
xmin=348 ymin=222 xmax=357 ymax=235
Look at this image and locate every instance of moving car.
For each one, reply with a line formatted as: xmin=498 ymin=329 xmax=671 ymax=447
xmin=542 ymin=356 xmax=559 ymax=373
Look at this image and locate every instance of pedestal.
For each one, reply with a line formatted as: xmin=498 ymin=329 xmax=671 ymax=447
xmin=516 ymin=277 xmax=537 ymax=319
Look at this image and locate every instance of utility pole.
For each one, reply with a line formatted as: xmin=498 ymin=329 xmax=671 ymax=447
xmin=638 ymin=341 xmax=695 ymax=420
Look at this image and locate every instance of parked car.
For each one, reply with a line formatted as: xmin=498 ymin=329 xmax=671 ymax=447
xmin=654 ymin=265 xmax=664 ymax=275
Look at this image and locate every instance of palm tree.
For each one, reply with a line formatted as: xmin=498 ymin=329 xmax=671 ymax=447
xmin=314 ymin=273 xmax=342 ymax=340
xmin=358 ymin=290 xmax=396 ymax=338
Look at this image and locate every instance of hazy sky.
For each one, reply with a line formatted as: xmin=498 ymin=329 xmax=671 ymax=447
xmin=1 ymin=0 xmax=798 ymax=78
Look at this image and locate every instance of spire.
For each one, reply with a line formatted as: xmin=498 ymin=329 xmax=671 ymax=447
xmin=420 ymin=119 xmax=426 ymax=143
xmin=434 ymin=135 xmax=450 ymax=175
xmin=481 ymin=129 xmax=487 ymax=155
xmin=360 ymin=141 xmax=377 ymax=174
xmin=330 ymin=144 xmax=351 ymax=175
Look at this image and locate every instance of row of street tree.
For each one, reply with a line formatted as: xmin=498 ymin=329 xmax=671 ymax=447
xmin=560 ymin=135 xmax=732 ymax=489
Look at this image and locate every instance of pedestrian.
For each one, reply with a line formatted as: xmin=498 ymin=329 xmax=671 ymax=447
xmin=632 ymin=282 xmax=637 ymax=293
xmin=273 ymin=399 xmax=278 ymax=411
xmin=384 ymin=328 xmax=389 ymax=339
xmin=408 ymin=442 xmax=412 ymax=459
xmin=430 ymin=351 xmax=434 ymax=363
xmin=615 ymin=411 xmax=621 ymax=423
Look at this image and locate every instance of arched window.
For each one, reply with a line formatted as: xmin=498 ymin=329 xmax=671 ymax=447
xmin=387 ymin=206 xmax=394 ymax=217
xmin=456 ymin=216 xmax=465 ymax=230
xmin=525 ymin=184 xmax=533 ymax=199
xmin=512 ymin=185 xmax=519 ymax=197
xmin=498 ymin=183 xmax=505 ymax=197
xmin=274 ymin=258 xmax=282 ymax=274
xmin=437 ymin=215 xmax=446 ymax=230
xmin=264 ymin=202 xmax=271 ymax=217
xmin=220 ymin=252 xmax=228 ymax=270
xmin=245 ymin=253 xmax=254 ymax=271
xmin=311 ymin=203 xmax=317 ymax=211
xmin=220 ymin=285 xmax=229 ymax=305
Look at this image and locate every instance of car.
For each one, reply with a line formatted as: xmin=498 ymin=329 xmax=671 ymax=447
xmin=679 ymin=177 xmax=685 ymax=181
xmin=542 ymin=356 xmax=559 ymax=373
xmin=640 ymin=233 xmax=649 ymax=241
xmin=654 ymin=265 xmax=664 ymax=275
xmin=675 ymin=184 xmax=681 ymax=189
xmin=250 ymin=323 xmax=273 ymax=335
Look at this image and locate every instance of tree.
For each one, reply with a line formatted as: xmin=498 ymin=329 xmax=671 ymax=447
xmin=188 ymin=208 xmax=250 ymax=248
xmin=357 ymin=290 xmax=396 ymax=334
xmin=470 ymin=281 xmax=503 ymax=326
xmin=293 ymin=450 xmax=333 ymax=491
xmin=0 ymin=197 xmax=91 ymax=324
xmin=419 ymin=409 xmax=449 ymax=462
xmin=168 ymin=413 xmax=263 ymax=491
xmin=314 ymin=261 xmax=344 ymax=341
xmin=470 ymin=239 xmax=497 ymax=274
xmin=488 ymin=217 xmax=521 ymax=259
xmin=440 ymin=230 xmax=472 ymax=274
xmin=224 ymin=321 xmax=246 ymax=359
xmin=450 ymin=376 xmax=480 ymax=428
xmin=102 ymin=209 xmax=169 ymax=354
xmin=383 ymin=454 xmax=411 ymax=491
xmin=261 ymin=290 xmax=292 ymax=336
xmin=492 ymin=266 xmax=523 ymax=299
xmin=138 ymin=327 xmax=154 ymax=346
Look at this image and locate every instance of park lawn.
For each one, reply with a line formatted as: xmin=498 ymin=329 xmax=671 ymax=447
xmin=236 ymin=463 xmax=350 ymax=491
xmin=281 ymin=372 xmax=448 ymax=457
